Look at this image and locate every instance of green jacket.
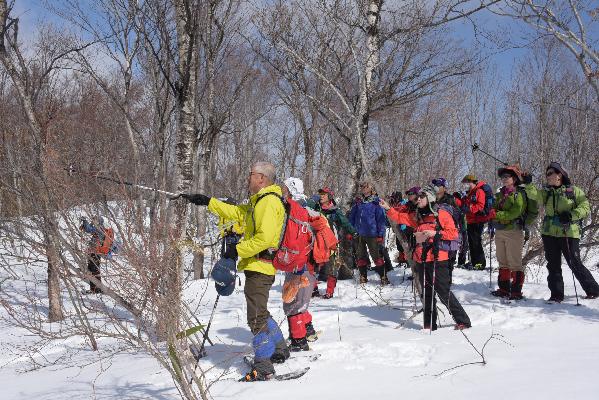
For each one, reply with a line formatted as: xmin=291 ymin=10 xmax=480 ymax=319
xmin=540 ymin=185 xmax=589 ymax=239
xmin=493 ymin=187 xmax=525 ymax=230
xmin=307 ymin=200 xmax=356 ymax=235
xmin=208 ymin=184 xmax=285 ymax=275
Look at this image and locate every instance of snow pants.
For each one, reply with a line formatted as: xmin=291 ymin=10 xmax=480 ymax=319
xmin=416 ymin=261 xmax=471 ymax=330
xmin=467 ymin=223 xmax=486 ymax=268
xmin=86 ymin=253 xmax=102 ymax=293
xmin=542 ymin=235 xmax=599 ymax=301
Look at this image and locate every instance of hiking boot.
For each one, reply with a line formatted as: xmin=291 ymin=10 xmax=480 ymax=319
xmin=322 ymin=292 xmax=333 ymax=299
xmin=359 ymin=275 xmax=368 ymax=284
xmin=490 ymin=289 xmax=509 ymax=298
xmin=546 ymin=297 xmax=563 ymax=304
xmin=312 ymin=286 xmax=321 ymax=298
xmin=584 ymin=294 xmax=599 ymax=300
xmin=459 ymin=262 xmax=473 ymax=270
xmin=239 ymin=369 xmax=274 ymax=382
xmin=472 ymin=263 xmax=485 ymax=271
xmin=270 ymin=347 xmax=290 ymax=364
xmin=380 ymin=275 xmax=390 ymax=286
xmin=509 ymin=293 xmax=524 ymax=301
xmin=305 ymin=322 xmax=318 ymax=342
xmin=289 ymin=337 xmax=310 ymax=352
xmin=454 ymin=323 xmax=470 ymax=330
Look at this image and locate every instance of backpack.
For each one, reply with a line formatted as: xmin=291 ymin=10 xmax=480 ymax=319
xmin=477 ymin=182 xmax=495 ymax=216
xmin=434 ymin=204 xmax=461 ymax=252
xmin=96 ymin=227 xmax=115 ymax=256
xmin=516 ymin=186 xmax=539 ymax=228
xmin=254 ymin=194 xmax=314 ymax=273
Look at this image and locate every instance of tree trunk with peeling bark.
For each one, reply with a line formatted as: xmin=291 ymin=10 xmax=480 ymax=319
xmin=0 ymin=0 xmax=63 ymax=322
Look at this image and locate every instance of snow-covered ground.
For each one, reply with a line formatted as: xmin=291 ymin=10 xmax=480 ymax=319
xmin=2 ymin=248 xmax=599 ymax=400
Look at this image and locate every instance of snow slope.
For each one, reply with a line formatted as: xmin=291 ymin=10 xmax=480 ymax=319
xmin=2 ymin=251 xmax=599 ymax=400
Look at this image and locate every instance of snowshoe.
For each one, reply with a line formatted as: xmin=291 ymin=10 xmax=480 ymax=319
xmin=509 ymin=293 xmax=524 ymax=301
xmin=454 ymin=323 xmax=470 ymax=330
xmin=490 ymin=289 xmax=509 ymax=298
xmin=380 ymin=275 xmax=390 ymax=286
xmin=545 ymin=297 xmax=563 ymax=304
xmin=583 ymin=294 xmax=598 ymax=300
xmin=359 ymin=275 xmax=368 ymax=284
xmin=239 ymin=369 xmax=274 ymax=382
xmin=270 ymin=347 xmax=290 ymax=364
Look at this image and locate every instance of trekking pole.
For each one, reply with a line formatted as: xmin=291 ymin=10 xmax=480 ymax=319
xmin=66 ymin=167 xmax=180 ymax=197
xmin=430 ymin=254 xmax=437 ymax=335
xmin=471 ymin=143 xmax=508 ymax=166
xmin=489 ymin=233 xmax=493 ymax=288
xmin=562 ymin=227 xmax=581 ymax=306
xmin=189 ymin=294 xmax=220 ymax=384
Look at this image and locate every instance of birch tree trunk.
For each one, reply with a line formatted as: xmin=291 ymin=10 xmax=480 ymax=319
xmin=345 ymin=0 xmax=382 ymax=199
xmin=0 ymin=0 xmax=63 ymax=322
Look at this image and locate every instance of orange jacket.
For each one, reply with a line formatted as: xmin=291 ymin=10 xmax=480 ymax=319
xmin=310 ymin=215 xmax=339 ymax=264
xmin=412 ymin=209 xmax=457 ymax=263
xmin=386 ymin=205 xmax=417 ymax=228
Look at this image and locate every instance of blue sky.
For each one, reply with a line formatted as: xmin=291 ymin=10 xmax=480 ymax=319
xmin=10 ymin=0 xmax=581 ymax=84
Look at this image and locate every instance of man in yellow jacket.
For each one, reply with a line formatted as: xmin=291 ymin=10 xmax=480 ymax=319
xmin=180 ymin=161 xmax=289 ymax=381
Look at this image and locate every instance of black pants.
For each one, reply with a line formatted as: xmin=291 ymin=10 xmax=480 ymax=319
xmin=87 ymin=253 xmax=102 ymax=293
xmin=416 ymin=261 xmax=471 ymax=329
xmin=467 ymin=223 xmax=486 ymax=268
xmin=542 ymin=235 xmax=599 ymax=300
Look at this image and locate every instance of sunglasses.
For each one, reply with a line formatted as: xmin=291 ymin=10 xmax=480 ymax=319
xmin=417 ymin=193 xmax=428 ymax=199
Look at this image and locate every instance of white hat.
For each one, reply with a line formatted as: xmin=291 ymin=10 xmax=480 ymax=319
xmin=283 ymin=177 xmax=306 ymax=201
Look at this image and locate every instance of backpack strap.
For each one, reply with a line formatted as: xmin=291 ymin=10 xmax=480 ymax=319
xmin=252 ymin=192 xmax=287 ymax=260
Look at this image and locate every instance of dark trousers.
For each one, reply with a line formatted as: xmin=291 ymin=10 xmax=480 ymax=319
xmin=467 ymin=223 xmax=486 ymax=267
xmin=542 ymin=235 xmax=599 ymax=300
xmin=416 ymin=261 xmax=471 ymax=329
xmin=356 ymin=236 xmax=386 ymax=278
xmin=87 ymin=253 xmax=102 ymax=293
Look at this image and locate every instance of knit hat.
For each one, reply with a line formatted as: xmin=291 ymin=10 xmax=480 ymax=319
xmin=405 ymin=186 xmax=421 ymax=195
xmin=283 ymin=177 xmax=307 ymax=201
xmin=419 ymin=185 xmax=438 ymax=215
xmin=461 ymin=174 xmax=478 ymax=183
xmin=419 ymin=185 xmax=437 ymax=204
xmin=497 ymin=164 xmax=523 ymax=185
xmin=546 ymin=162 xmax=571 ymax=186
xmin=431 ymin=177 xmax=448 ymax=188
xmin=318 ymin=187 xmax=334 ymax=197
xmin=211 ymin=258 xmax=237 ymax=296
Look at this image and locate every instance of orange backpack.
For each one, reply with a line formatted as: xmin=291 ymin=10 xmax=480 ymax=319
xmin=95 ymin=227 xmax=115 ymax=256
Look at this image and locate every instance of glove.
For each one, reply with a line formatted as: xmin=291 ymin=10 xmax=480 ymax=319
xmin=522 ymin=172 xmax=533 ymax=184
xmin=488 ymin=209 xmax=497 ymax=220
xmin=558 ymin=211 xmax=572 ymax=225
xmin=181 ymin=193 xmax=211 ymax=206
xmin=345 ymin=234 xmax=354 ymax=241
xmin=399 ymin=224 xmax=407 ymax=231
xmin=293 ymin=266 xmax=306 ymax=275
xmin=453 ymin=191 xmax=463 ymax=200
xmin=524 ymin=227 xmax=530 ymax=243
xmin=376 ymin=237 xmax=384 ymax=244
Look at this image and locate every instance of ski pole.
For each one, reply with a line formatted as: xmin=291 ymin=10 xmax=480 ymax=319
xmin=189 ymin=294 xmax=220 ymax=384
xmin=562 ymin=228 xmax=581 ymax=306
xmin=471 ymin=143 xmax=508 ymax=166
xmin=489 ymin=231 xmax=493 ymax=288
xmin=66 ymin=167 xmax=180 ymax=197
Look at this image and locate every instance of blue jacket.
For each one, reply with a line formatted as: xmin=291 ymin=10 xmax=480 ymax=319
xmin=349 ymin=196 xmax=387 ymax=238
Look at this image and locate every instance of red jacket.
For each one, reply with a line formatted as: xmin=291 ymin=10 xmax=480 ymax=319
xmin=412 ymin=209 xmax=457 ymax=263
xmin=455 ymin=181 xmax=491 ymax=224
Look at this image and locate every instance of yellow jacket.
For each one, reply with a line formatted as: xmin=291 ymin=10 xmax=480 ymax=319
xmin=208 ymin=184 xmax=285 ymax=275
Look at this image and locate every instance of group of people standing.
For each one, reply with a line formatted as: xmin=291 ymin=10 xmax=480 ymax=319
xmin=78 ymin=159 xmax=591 ymax=382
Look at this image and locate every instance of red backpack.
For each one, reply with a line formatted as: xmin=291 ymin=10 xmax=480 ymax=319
xmin=254 ymin=194 xmax=314 ymax=273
